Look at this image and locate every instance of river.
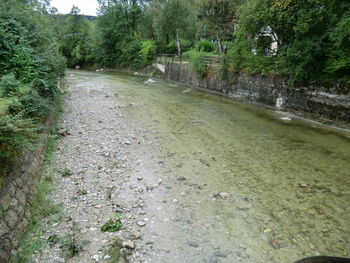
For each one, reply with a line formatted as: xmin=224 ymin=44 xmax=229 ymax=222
xmin=97 ymin=71 xmax=349 ymax=263
xmin=32 ymin=70 xmax=350 ymax=263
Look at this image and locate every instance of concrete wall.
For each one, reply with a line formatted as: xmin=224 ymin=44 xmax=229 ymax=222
xmin=164 ymin=61 xmax=350 ymax=123
xmin=0 ymin=133 xmax=50 ymax=262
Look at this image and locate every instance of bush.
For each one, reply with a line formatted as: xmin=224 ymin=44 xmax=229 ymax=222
xmin=0 ymin=98 xmax=12 ymax=117
xmin=140 ymin=40 xmax=157 ymax=66
xmin=196 ymin=40 xmax=217 ymax=53
xmin=118 ymin=37 xmax=143 ymax=69
xmin=0 ymin=74 xmax=21 ymax=97
xmin=0 ymin=0 xmax=64 ymax=178
xmin=225 ymin=38 xmax=278 ymax=75
xmin=165 ymin=39 xmax=193 ymax=54
xmin=0 ymin=114 xmax=39 ymax=176
xmin=188 ymin=50 xmax=209 ymax=78
xmin=20 ymin=90 xmax=52 ymax=119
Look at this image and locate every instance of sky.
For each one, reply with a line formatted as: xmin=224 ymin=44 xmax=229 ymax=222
xmin=50 ymin=0 xmax=99 ymax=16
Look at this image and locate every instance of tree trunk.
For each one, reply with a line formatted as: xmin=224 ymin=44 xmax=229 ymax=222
xmin=176 ymin=29 xmax=181 ymax=56
xmin=217 ymin=35 xmax=223 ymax=54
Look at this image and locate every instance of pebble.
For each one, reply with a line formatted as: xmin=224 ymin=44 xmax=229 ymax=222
xmin=137 ymin=221 xmax=146 ymax=227
xmin=146 ymin=185 xmax=154 ymax=191
xmin=188 ymin=241 xmax=199 ymax=248
xmin=218 ymin=192 xmax=230 ymax=199
xmin=237 ymin=203 xmax=252 ymax=210
xmin=137 ymin=176 xmax=143 ymax=180
xmin=208 ymin=256 xmax=218 ymax=262
xmin=281 ymin=116 xmax=292 ymax=121
xmin=91 ymin=255 xmax=99 ymax=261
xmin=173 ymin=198 xmax=179 ymax=203
xmin=214 ymin=252 xmax=228 ymax=258
xmin=54 ymin=257 xmax=65 ymax=263
xmin=272 ymin=240 xmax=286 ymax=249
xmin=131 ymin=231 xmax=141 ymax=240
xmin=122 ymin=240 xmax=135 ymax=250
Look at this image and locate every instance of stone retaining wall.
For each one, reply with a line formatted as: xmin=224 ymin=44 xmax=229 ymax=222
xmin=0 ymin=143 xmax=47 ymax=262
xmin=164 ymin=61 xmax=350 ymax=123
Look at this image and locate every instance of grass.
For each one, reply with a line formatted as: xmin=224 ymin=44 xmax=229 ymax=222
xmin=62 ymin=223 xmax=83 ymax=258
xmin=103 ymin=239 xmax=129 ymax=263
xmin=9 ymin=95 xmax=64 ymax=263
xmin=101 ymin=216 xmax=123 ymax=232
xmin=61 ymin=168 xmax=73 ymax=177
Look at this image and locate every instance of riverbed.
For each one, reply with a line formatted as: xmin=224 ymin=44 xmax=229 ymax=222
xmin=32 ymin=70 xmax=350 ymax=263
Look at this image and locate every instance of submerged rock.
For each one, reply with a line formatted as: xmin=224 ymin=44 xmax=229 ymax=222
xmin=188 ymin=241 xmax=199 ymax=248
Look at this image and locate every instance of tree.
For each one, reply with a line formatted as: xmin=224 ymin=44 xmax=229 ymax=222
xmin=200 ymin=0 xmax=242 ymax=53
xmin=58 ymin=6 xmax=92 ymax=67
xmin=229 ymin=0 xmax=350 ymax=84
xmin=152 ymin=0 xmax=197 ymax=55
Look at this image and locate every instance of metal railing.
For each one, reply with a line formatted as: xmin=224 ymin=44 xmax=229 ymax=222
xmin=156 ymin=54 xmax=223 ymax=67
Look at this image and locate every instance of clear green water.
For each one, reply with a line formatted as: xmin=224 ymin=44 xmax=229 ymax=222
xmin=75 ymin=70 xmax=350 ymax=262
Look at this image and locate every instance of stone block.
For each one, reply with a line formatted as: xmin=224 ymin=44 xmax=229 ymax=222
xmin=5 ymin=210 xmax=18 ymax=229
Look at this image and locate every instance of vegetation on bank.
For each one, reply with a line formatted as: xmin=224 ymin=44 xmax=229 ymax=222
xmin=55 ymin=0 xmax=349 ymax=86
xmin=0 ymin=0 xmax=65 ymax=181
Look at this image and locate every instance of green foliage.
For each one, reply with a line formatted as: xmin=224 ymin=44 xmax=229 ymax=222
xmin=101 ymin=216 xmax=123 ymax=232
xmin=196 ymin=40 xmax=217 ymax=53
xmin=103 ymin=238 xmax=129 ymax=263
xmin=0 ymin=98 xmax=12 ymax=117
xmin=165 ymin=39 xmax=192 ymax=54
xmin=0 ymin=114 xmax=39 ymax=169
xmin=199 ymin=0 xmax=242 ymax=44
xmin=225 ymin=37 xmax=277 ymax=75
xmin=57 ymin=7 xmax=93 ymax=67
xmin=325 ymin=10 xmax=350 ymax=82
xmin=230 ymin=0 xmax=350 ymax=84
xmin=153 ymin=0 xmax=197 ymax=52
xmin=0 ymin=0 xmax=64 ymax=177
xmin=140 ymin=40 xmax=157 ymax=66
xmin=0 ymin=74 xmax=21 ymax=97
xmin=188 ymin=50 xmax=210 ymax=78
xmin=20 ymin=90 xmax=52 ymax=119
xmin=62 ymin=232 xmax=83 ymax=257
xmin=61 ymin=168 xmax=73 ymax=177
xmin=118 ymin=37 xmax=144 ymax=69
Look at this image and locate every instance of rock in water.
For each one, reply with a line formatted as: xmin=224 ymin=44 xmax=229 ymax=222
xmin=144 ymin=78 xmax=157 ymax=84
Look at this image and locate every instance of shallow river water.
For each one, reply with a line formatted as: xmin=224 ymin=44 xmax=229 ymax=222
xmin=78 ymin=71 xmax=349 ymax=263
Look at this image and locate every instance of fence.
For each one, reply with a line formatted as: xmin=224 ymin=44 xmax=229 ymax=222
xmin=156 ymin=54 xmax=223 ymax=67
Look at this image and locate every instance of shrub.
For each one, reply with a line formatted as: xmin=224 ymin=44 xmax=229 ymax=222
xmin=0 ymin=114 xmax=39 ymax=176
xmin=165 ymin=39 xmax=193 ymax=54
xmin=188 ymin=50 xmax=209 ymax=78
xmin=118 ymin=37 xmax=143 ymax=69
xmin=140 ymin=40 xmax=157 ymax=66
xmin=20 ymin=90 xmax=52 ymax=119
xmin=196 ymin=40 xmax=217 ymax=53
xmin=0 ymin=74 xmax=21 ymax=97
xmin=0 ymin=98 xmax=12 ymax=117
